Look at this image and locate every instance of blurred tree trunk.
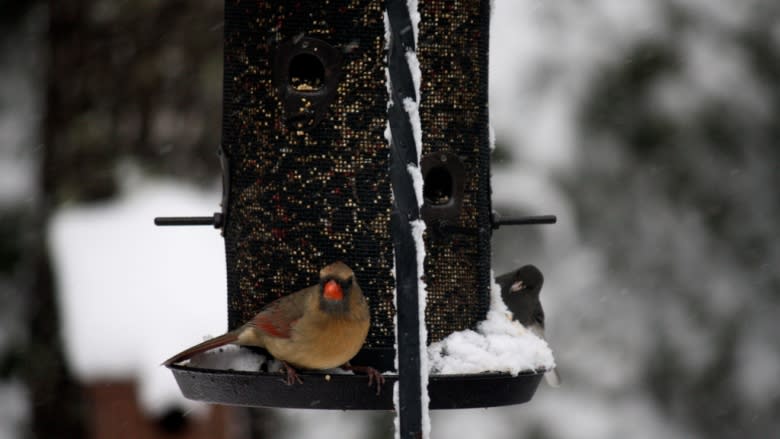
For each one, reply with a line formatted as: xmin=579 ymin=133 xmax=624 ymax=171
xmin=24 ymin=0 xmax=235 ymax=437
xmin=16 ymin=2 xmax=92 ymax=438
xmin=23 ymin=238 xmax=88 ymax=439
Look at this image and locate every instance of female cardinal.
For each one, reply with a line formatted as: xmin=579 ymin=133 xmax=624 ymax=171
xmin=163 ymin=261 xmax=383 ymax=390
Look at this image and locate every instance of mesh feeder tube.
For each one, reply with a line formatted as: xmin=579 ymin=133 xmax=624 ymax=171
xmin=161 ymin=0 xmax=547 ymax=414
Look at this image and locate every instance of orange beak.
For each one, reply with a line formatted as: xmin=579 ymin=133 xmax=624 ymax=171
xmin=323 ymin=280 xmax=344 ymax=301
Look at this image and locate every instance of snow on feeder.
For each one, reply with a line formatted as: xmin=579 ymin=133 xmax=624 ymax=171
xmin=156 ymin=0 xmax=557 ymax=433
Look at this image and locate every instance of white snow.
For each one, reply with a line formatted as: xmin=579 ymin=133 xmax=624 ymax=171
xmin=403 ymin=97 xmax=423 ymax=163
xmin=410 ymin=219 xmax=430 ymax=439
xmin=184 ymin=343 xmax=266 ymax=372
xmin=405 ymin=51 xmax=422 ymax=102
xmin=407 ymin=0 xmax=421 ymax=44
xmin=407 ymin=164 xmax=424 ymax=212
xmin=428 ymin=275 xmax=555 ymax=375
xmin=48 ymin=172 xmax=226 ymax=416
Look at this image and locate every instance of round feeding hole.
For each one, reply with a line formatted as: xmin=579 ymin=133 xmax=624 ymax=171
xmin=424 ymin=166 xmax=454 ymax=206
xmin=289 ymin=53 xmax=325 ymax=91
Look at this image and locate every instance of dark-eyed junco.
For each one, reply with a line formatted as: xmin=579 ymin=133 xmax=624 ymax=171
xmin=496 ymin=264 xmax=561 ymax=387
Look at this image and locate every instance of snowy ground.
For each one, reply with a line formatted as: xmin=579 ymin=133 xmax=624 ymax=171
xmin=49 ymin=173 xmax=226 ymax=416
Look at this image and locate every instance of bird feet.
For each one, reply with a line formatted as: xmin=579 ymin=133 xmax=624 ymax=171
xmin=281 ymin=362 xmax=303 ymax=385
xmin=341 ymin=362 xmax=386 ymax=395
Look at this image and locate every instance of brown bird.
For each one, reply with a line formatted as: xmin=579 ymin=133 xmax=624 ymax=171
xmin=163 ymin=261 xmax=384 ymax=391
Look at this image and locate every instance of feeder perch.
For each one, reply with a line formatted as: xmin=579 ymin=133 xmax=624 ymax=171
xmin=157 ymin=0 xmax=556 ymax=415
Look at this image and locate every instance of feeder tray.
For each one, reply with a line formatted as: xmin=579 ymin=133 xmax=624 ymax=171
xmin=162 ymin=267 xmax=552 ymax=410
xmin=158 ymin=0 xmax=557 ymax=414
xmin=169 ymin=365 xmax=544 ymax=410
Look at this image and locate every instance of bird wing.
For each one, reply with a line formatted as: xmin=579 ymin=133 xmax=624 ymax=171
xmin=249 ymin=286 xmax=312 ymax=339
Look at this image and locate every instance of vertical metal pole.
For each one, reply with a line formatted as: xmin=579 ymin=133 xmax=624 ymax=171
xmin=386 ymin=1 xmax=424 ymax=438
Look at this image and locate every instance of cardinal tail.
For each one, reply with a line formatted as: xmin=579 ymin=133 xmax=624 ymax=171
xmin=161 ymin=331 xmax=239 ymax=366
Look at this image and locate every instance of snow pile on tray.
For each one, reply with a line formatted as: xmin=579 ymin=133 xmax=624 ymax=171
xmin=428 ymin=275 xmax=555 ymax=375
xmin=184 ymin=344 xmax=266 ymax=372
xmin=184 ymin=344 xmax=354 ymax=377
xmin=48 ymin=173 xmax=227 ymax=415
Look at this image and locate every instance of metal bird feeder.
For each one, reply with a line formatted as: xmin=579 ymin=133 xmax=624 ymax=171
xmin=158 ymin=0 xmax=556 ymax=430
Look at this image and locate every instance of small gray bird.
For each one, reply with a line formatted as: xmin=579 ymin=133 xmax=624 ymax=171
xmin=496 ymin=264 xmax=561 ymax=387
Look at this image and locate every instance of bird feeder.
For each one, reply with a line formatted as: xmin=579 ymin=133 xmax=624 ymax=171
xmin=158 ymin=0 xmax=555 ymax=422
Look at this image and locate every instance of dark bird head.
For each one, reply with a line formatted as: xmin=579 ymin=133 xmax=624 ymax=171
xmin=509 ymin=265 xmax=544 ymax=294
xmin=497 ymin=265 xmax=545 ymax=329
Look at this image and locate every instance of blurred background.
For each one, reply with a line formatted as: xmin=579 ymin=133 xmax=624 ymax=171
xmin=0 ymin=0 xmax=778 ymax=438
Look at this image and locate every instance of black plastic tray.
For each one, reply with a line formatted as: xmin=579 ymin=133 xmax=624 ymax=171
xmin=168 ymin=364 xmax=544 ymax=410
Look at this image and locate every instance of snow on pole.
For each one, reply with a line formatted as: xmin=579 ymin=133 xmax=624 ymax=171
xmin=385 ymin=0 xmax=429 ymax=438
